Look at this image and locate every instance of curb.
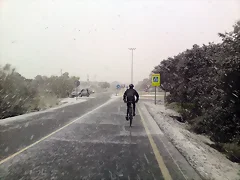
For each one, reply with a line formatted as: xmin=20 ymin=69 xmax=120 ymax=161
xmin=140 ymin=102 xmax=203 ymax=180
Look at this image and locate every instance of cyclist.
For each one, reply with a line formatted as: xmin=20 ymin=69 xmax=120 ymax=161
xmin=123 ymin=84 xmax=139 ymax=120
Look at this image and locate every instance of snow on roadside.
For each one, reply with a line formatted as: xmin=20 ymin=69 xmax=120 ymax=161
xmin=60 ymin=97 xmax=87 ymax=105
xmin=144 ymin=102 xmax=240 ymax=180
xmin=0 ymin=98 xmax=87 ymax=125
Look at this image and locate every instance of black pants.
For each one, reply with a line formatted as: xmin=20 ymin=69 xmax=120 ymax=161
xmin=127 ymin=102 xmax=135 ymax=116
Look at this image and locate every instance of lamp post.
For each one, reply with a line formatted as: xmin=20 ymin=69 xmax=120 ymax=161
xmin=128 ymin=48 xmax=136 ymax=84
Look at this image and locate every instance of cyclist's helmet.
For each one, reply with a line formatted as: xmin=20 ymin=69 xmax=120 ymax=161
xmin=129 ymin=84 xmax=134 ymax=89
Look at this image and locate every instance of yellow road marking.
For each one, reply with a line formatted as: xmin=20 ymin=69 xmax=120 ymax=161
xmin=0 ymin=100 xmax=113 ymax=165
xmin=137 ymin=106 xmax=172 ymax=180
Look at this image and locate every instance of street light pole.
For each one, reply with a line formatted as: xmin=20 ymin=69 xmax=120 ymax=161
xmin=128 ymin=48 xmax=136 ymax=84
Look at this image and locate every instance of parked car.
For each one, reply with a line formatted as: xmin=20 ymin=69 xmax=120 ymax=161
xmin=70 ymin=91 xmax=80 ymax=98
xmin=79 ymin=88 xmax=90 ymax=97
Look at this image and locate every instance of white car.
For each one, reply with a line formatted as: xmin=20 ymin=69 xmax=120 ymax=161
xmin=70 ymin=91 xmax=80 ymax=98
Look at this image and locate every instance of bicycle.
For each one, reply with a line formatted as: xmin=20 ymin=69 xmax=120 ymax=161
xmin=127 ymin=101 xmax=134 ymax=127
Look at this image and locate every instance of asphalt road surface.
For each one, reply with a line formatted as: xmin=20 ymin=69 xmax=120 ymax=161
xmin=0 ymin=94 xmax=201 ymax=180
xmin=0 ymin=92 xmax=112 ymax=161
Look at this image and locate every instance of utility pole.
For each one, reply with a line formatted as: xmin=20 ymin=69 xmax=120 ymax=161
xmin=87 ymin=74 xmax=89 ymax=87
xmin=128 ymin=48 xmax=136 ymax=84
xmin=94 ymin=74 xmax=97 ymax=82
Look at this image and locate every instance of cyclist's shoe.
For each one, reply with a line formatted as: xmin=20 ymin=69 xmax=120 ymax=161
xmin=125 ymin=116 xmax=129 ymax=121
xmin=133 ymin=112 xmax=136 ymax=116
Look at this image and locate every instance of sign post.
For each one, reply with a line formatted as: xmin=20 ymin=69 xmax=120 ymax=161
xmin=151 ymin=74 xmax=161 ymax=105
xmin=75 ymin=80 xmax=80 ymax=100
xmin=155 ymin=86 xmax=156 ymax=104
xmin=116 ymin=84 xmax=121 ymax=96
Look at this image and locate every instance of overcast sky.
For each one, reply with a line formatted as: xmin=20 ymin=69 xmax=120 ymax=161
xmin=0 ymin=0 xmax=239 ymax=84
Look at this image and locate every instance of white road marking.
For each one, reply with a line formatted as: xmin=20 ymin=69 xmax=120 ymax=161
xmin=0 ymin=98 xmax=87 ymax=125
xmin=144 ymin=153 xmax=150 ymax=164
xmin=0 ymin=97 xmax=119 ymax=165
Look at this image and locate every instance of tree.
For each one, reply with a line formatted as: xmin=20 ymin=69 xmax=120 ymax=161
xmin=135 ymin=78 xmax=151 ymax=91
xmin=99 ymin=82 xmax=110 ymax=89
xmin=0 ymin=66 xmax=81 ymax=118
xmin=0 ymin=64 xmax=39 ymax=118
xmin=151 ymin=20 xmax=240 ymax=144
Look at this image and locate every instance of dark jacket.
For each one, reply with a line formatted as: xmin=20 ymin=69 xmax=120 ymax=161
xmin=123 ymin=88 xmax=139 ymax=102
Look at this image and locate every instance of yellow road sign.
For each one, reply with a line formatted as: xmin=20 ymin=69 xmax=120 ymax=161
xmin=152 ymin=74 xmax=160 ymax=86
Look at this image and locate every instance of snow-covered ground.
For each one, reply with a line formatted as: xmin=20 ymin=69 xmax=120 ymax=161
xmin=144 ymin=102 xmax=240 ymax=180
xmin=0 ymin=98 xmax=88 ymax=124
xmin=60 ymin=97 xmax=87 ymax=105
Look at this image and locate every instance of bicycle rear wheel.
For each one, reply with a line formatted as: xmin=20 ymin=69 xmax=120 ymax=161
xmin=129 ymin=105 xmax=133 ymax=127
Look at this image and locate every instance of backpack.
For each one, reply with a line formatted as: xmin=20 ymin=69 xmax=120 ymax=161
xmin=126 ymin=89 xmax=135 ymax=101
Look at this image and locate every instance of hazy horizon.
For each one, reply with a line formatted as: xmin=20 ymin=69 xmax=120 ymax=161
xmin=0 ymin=0 xmax=239 ymax=84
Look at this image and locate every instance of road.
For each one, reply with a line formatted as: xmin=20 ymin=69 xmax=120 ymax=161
xmin=0 ymin=92 xmax=112 ymax=161
xmin=0 ymin=93 xmax=201 ymax=180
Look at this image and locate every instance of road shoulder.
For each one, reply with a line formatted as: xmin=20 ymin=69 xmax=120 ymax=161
xmin=144 ymin=101 xmax=240 ymax=180
xmin=138 ymin=102 xmax=202 ymax=180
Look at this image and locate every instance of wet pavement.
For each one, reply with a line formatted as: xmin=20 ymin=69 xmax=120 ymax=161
xmin=0 ymin=95 xmax=201 ymax=180
xmin=0 ymin=92 xmax=112 ymax=161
